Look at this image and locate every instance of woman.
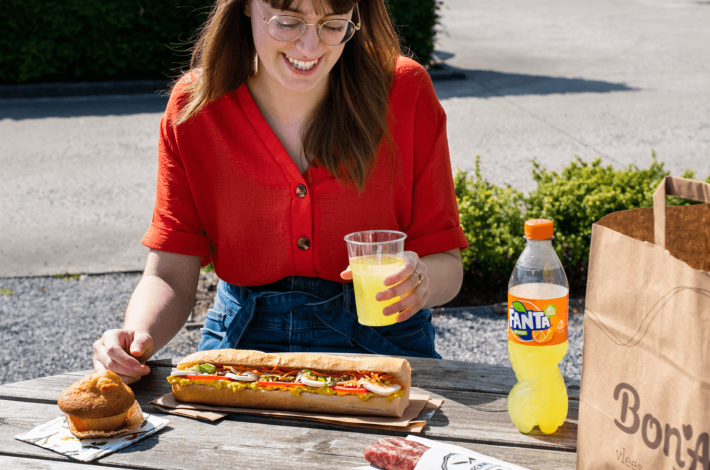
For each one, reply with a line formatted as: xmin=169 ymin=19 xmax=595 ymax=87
xmin=93 ymin=0 xmax=468 ymax=384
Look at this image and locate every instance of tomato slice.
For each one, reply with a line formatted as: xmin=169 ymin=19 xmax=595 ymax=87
xmin=332 ymin=386 xmax=368 ymax=394
xmin=185 ymin=375 xmax=233 ymax=381
xmin=257 ymin=381 xmax=304 ymax=387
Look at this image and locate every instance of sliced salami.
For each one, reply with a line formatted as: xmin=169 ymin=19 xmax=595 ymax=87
xmin=364 ymin=437 xmax=430 ymax=470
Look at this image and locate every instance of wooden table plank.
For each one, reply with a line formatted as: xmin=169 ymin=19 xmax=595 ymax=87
xmin=0 ymin=369 xmax=171 ymax=405
xmin=0 ymin=357 xmax=578 ymax=469
xmin=1 ymin=400 xmax=576 ymax=469
xmin=404 ymin=357 xmax=580 ymax=399
xmin=0 ymin=355 xmax=581 ymax=401
xmin=0 ymin=364 xmax=577 ymax=451
xmin=424 ymin=388 xmax=578 ymax=450
xmin=0 ymin=455 xmax=129 ymax=469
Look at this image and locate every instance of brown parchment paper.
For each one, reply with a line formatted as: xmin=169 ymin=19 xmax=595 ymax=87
xmin=150 ymin=393 xmax=442 ymax=433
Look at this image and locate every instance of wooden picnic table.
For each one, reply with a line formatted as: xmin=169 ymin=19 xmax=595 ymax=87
xmin=0 ymin=356 xmax=579 ymax=469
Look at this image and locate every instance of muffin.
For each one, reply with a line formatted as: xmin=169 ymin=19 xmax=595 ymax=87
xmin=58 ymin=370 xmax=136 ymax=432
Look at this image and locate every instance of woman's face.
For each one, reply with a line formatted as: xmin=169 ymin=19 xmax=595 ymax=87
xmin=246 ymin=0 xmax=354 ymax=96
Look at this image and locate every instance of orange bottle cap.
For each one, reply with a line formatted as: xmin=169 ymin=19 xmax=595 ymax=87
xmin=524 ymin=219 xmax=554 ymax=240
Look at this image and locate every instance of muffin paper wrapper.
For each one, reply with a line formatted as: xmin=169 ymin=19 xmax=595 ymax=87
xmin=14 ymin=403 xmax=169 ymax=462
xmin=66 ymin=401 xmax=145 ymax=438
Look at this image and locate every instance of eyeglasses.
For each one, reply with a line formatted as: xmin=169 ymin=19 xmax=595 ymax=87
xmin=254 ymin=0 xmax=361 ymax=46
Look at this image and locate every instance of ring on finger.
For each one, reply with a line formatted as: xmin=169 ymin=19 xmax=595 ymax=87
xmin=413 ymin=269 xmax=423 ymax=285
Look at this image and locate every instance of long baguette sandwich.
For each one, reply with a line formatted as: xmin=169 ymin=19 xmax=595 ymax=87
xmin=167 ymin=349 xmax=411 ymax=417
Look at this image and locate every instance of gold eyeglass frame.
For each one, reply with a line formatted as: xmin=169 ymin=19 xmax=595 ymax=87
xmin=254 ymin=0 xmax=361 ymax=45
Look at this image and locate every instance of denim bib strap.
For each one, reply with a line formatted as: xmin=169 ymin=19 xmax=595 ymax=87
xmin=229 ymin=281 xmax=349 ymax=314
xmin=216 ymin=289 xmax=270 ymax=349
xmin=203 ymin=278 xmax=439 ymax=358
xmin=312 ymin=309 xmax=421 ymax=357
xmin=212 ymin=280 xmax=353 ymax=349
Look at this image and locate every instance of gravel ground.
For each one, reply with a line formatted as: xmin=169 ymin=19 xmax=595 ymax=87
xmin=431 ymin=307 xmax=585 ymax=381
xmin=0 ymin=272 xmax=584 ymax=385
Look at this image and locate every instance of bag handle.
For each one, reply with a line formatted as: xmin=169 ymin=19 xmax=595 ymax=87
xmin=653 ymin=176 xmax=710 ymax=248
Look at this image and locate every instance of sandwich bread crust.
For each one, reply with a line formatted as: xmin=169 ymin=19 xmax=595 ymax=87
xmin=178 ymin=350 xmax=411 ymax=382
xmin=173 ymin=350 xmax=412 ymax=417
xmin=172 ymin=382 xmax=409 ymax=417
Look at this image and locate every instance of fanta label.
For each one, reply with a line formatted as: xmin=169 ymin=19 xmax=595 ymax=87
xmin=508 ymin=292 xmax=568 ymax=345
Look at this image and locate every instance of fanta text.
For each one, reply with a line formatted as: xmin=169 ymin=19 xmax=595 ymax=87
xmin=509 ymin=307 xmax=551 ymax=331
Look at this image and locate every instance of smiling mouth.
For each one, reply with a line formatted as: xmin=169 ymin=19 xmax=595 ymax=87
xmin=285 ymin=54 xmax=320 ymax=71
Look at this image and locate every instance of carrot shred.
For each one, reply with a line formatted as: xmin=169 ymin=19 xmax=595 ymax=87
xmin=389 ymin=379 xmax=405 ymax=389
xmin=341 ymin=370 xmax=365 ymax=379
xmin=307 ymin=370 xmax=331 ymax=376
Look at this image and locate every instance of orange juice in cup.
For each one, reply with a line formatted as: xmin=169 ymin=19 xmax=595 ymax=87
xmin=344 ymin=231 xmax=407 ymax=326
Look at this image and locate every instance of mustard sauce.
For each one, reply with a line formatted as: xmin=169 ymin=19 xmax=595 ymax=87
xmin=166 ymin=376 xmax=406 ymax=402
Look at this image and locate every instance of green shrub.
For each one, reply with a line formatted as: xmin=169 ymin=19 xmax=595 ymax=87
xmin=0 ymin=0 xmax=209 ymax=84
xmin=455 ymin=157 xmax=525 ymax=281
xmin=0 ymin=0 xmax=439 ymax=84
xmin=524 ymin=154 xmax=666 ymax=269
xmin=201 ymin=262 xmax=215 ymax=273
xmin=454 ymin=152 xmax=710 ymax=298
xmin=387 ymin=0 xmax=440 ymax=65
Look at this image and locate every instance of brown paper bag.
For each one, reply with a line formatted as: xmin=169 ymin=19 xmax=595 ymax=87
xmin=577 ymin=176 xmax=710 ymax=470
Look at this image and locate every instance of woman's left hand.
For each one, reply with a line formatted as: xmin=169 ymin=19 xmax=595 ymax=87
xmin=341 ymin=251 xmax=430 ymax=322
xmin=379 ymin=251 xmax=430 ymax=322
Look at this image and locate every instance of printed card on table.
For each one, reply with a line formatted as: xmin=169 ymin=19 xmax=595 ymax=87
xmin=353 ymin=435 xmax=531 ymax=470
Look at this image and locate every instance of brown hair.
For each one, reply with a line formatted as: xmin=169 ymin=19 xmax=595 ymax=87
xmin=175 ymin=0 xmax=401 ymax=192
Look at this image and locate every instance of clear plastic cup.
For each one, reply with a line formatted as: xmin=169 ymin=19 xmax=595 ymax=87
xmin=344 ymin=230 xmax=407 ymax=326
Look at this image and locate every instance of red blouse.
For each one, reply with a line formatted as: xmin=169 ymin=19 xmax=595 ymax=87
xmin=142 ymin=57 xmax=469 ymax=286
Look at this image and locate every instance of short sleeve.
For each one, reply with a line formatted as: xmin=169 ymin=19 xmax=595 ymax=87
xmin=403 ymin=74 xmax=469 ymax=257
xmin=141 ymin=105 xmax=212 ymax=265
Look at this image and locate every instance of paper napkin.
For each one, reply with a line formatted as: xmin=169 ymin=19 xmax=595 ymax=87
xmin=15 ymin=412 xmax=169 ymax=462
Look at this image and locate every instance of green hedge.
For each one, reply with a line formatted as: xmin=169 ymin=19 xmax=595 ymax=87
xmin=0 ymin=1 xmax=208 ymax=84
xmin=455 ymin=152 xmax=710 ymax=298
xmin=387 ymin=0 xmax=439 ymax=65
xmin=0 ymin=0 xmax=439 ymax=84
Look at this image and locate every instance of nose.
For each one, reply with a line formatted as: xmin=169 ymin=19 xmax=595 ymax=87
xmin=296 ymin=24 xmax=321 ymax=56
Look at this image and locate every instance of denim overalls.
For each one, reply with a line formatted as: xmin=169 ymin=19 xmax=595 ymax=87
xmin=198 ymin=276 xmax=441 ymax=358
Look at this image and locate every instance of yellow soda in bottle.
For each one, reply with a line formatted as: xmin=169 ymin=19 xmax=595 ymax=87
xmin=507 ymin=219 xmax=569 ymax=434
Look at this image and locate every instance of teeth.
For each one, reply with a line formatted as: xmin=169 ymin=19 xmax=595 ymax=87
xmin=287 ymin=55 xmax=318 ymax=70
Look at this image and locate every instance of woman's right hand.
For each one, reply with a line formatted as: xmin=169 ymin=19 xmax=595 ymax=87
xmin=93 ymin=329 xmax=154 ymax=385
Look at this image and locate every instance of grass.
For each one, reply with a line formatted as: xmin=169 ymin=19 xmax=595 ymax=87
xmin=53 ymin=272 xmax=81 ymax=281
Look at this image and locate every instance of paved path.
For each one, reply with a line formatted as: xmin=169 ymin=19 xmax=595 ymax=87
xmin=1 ymin=95 xmax=166 ymax=276
xmin=437 ymin=0 xmax=710 ymax=192
xmin=1 ymin=0 xmax=709 ymax=277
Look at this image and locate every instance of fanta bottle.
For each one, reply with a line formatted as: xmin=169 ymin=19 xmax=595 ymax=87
xmin=507 ymin=219 xmax=569 ymax=434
